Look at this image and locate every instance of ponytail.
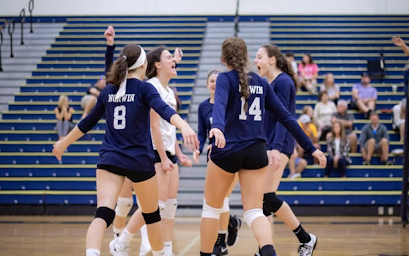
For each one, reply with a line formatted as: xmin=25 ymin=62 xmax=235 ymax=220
xmin=106 ymin=57 xmax=128 ymax=86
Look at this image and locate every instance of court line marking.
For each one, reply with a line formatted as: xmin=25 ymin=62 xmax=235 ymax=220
xmin=176 ymin=235 xmax=200 ymax=256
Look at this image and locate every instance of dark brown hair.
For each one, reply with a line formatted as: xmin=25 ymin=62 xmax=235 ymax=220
xmin=106 ymin=44 xmax=142 ymax=86
xmin=330 ymin=121 xmax=346 ymax=143
xmin=318 ymin=90 xmax=328 ymax=102
xmin=221 ymin=37 xmax=249 ymax=111
xmin=301 ymin=53 xmax=314 ymax=66
xmin=146 ymin=46 xmax=167 ymax=79
xmin=261 ymin=44 xmax=298 ymax=88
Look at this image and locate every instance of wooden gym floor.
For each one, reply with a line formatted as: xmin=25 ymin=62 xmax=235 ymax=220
xmin=0 ymin=216 xmax=407 ymax=256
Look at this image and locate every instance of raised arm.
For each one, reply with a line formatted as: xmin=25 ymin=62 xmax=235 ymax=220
xmin=104 ymin=26 xmax=116 ymax=74
xmin=392 ymin=36 xmax=409 ymax=56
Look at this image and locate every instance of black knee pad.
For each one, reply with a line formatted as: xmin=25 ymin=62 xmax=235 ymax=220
xmin=263 ymin=192 xmax=284 ymax=215
xmin=142 ymin=207 xmax=161 ymax=225
xmin=95 ymin=206 xmax=115 ymax=227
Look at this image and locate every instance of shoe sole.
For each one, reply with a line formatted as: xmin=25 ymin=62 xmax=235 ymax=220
xmin=312 ymin=237 xmax=318 ymax=256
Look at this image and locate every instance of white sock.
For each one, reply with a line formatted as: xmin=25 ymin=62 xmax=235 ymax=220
xmin=218 ymin=230 xmax=227 ymax=234
xmin=113 ymin=227 xmax=125 ymax=238
xmin=152 ymin=248 xmax=166 ymax=256
xmin=141 ymin=224 xmax=149 ymax=244
xmin=118 ymin=228 xmax=135 ymax=246
xmin=164 ymin=241 xmax=172 ymax=254
xmin=86 ymin=248 xmax=100 ymax=256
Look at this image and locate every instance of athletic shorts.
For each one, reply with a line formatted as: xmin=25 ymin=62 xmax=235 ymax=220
xmin=97 ymin=164 xmax=155 ymax=183
xmin=154 ymin=150 xmax=177 ymax=164
xmin=211 ymin=141 xmax=268 ymax=174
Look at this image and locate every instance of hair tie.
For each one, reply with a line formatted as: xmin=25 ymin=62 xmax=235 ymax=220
xmin=122 ymin=56 xmax=127 ymax=60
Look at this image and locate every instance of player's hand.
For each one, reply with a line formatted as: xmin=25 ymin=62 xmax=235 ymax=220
xmin=312 ymin=149 xmax=327 ymax=168
xmin=104 ymin=26 xmax=115 ymax=46
xmin=174 ymin=47 xmax=183 ymax=63
xmin=177 ymin=153 xmax=193 ymax=167
xmin=392 ymin=36 xmax=406 ymax=48
xmin=180 ymin=124 xmax=199 ymax=151
xmin=161 ymin=158 xmax=175 ymax=172
xmin=209 ymin=128 xmax=225 ymax=148
xmin=268 ymin=150 xmax=281 ymax=171
xmin=193 ymin=150 xmax=200 ymax=164
xmin=53 ymin=140 xmax=68 ymax=161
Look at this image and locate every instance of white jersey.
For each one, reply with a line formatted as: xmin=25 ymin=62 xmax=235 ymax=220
xmin=148 ymin=77 xmax=177 ymax=155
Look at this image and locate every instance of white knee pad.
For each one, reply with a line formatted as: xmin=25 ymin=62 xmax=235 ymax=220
xmin=115 ymin=197 xmax=134 ymax=217
xmin=243 ymin=208 xmax=264 ymax=228
xmin=201 ymin=199 xmax=223 ymax=219
xmin=159 ymin=200 xmax=166 ymax=213
xmin=162 ymin=198 xmax=178 ymax=219
xmin=221 ymin=197 xmax=230 ymax=213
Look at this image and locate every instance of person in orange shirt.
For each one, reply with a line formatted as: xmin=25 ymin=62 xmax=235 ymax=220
xmin=297 ymin=114 xmax=321 ymax=160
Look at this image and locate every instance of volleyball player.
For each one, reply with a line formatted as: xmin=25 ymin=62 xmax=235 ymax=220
xmin=199 ymin=37 xmax=327 ymax=256
xmin=193 ymin=70 xmax=242 ymax=256
xmin=52 ymin=44 xmax=199 ymax=256
xmin=254 ymin=45 xmax=317 ymax=256
xmin=109 ymin=46 xmax=192 ymax=256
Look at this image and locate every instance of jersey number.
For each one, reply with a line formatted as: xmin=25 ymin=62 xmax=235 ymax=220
xmin=114 ymin=105 xmax=126 ymax=130
xmin=239 ymin=97 xmax=262 ymax=121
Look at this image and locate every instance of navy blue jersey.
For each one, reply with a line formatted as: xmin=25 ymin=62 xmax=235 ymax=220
xmin=197 ymin=98 xmax=214 ymax=154
xmin=210 ymin=70 xmax=315 ymax=159
xmin=78 ymin=79 xmax=177 ymax=172
xmin=265 ymin=72 xmax=296 ymax=155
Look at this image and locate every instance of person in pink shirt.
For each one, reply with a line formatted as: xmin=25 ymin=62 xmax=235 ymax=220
xmin=298 ymin=53 xmax=319 ymax=94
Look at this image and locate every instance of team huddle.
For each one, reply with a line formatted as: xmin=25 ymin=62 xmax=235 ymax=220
xmin=52 ymin=27 xmax=326 ymax=256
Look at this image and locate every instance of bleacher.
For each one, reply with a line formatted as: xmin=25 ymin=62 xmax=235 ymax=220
xmin=0 ymin=15 xmax=407 ymax=214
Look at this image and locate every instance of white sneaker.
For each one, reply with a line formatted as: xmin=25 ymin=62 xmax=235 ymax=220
xmin=139 ymin=241 xmax=152 ymax=256
xmin=298 ymin=233 xmax=317 ymax=256
xmin=109 ymin=239 xmax=129 ymax=256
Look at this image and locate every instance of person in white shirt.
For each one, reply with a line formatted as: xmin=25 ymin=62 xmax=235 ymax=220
xmin=314 ymin=91 xmax=337 ymax=140
xmin=393 ymin=98 xmax=406 ymax=142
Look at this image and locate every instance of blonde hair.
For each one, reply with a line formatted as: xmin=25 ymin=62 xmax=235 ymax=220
xmin=58 ymin=95 xmax=68 ymax=109
xmin=323 ymin=73 xmax=335 ymax=88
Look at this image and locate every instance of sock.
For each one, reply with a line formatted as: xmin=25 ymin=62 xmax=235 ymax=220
xmin=113 ymin=227 xmax=125 ymax=238
xmin=216 ymin=231 xmax=227 ymax=245
xmin=164 ymin=241 xmax=172 ymax=254
xmin=86 ymin=248 xmax=100 ymax=256
xmin=200 ymin=252 xmax=212 ymax=256
xmin=260 ymin=245 xmax=276 ymax=256
xmin=152 ymin=248 xmax=165 ymax=256
xmin=118 ymin=228 xmax=135 ymax=246
xmin=293 ymin=224 xmax=311 ymax=243
xmin=140 ymin=225 xmax=149 ymax=244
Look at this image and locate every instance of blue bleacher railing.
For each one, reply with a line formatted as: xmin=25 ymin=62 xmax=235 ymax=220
xmin=28 ymin=0 xmax=34 ymax=33
xmin=7 ymin=19 xmax=15 ymax=58
xmin=19 ymin=8 xmax=25 ymax=45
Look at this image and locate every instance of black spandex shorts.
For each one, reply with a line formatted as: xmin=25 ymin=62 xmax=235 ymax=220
xmin=97 ymin=164 xmax=155 ymax=183
xmin=154 ymin=150 xmax=177 ymax=164
xmin=211 ymin=141 xmax=268 ymax=173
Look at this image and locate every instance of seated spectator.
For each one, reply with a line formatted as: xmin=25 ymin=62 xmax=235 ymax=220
xmin=351 ymin=72 xmax=377 ymax=118
xmin=287 ymin=146 xmax=308 ymax=179
xmin=298 ymin=53 xmax=319 ymax=94
xmin=320 ymin=73 xmax=340 ymax=104
xmin=331 ymin=99 xmax=358 ymax=153
xmin=54 ymin=95 xmax=75 ymax=140
xmin=324 ymin=121 xmax=351 ymax=178
xmin=359 ymin=112 xmax=392 ymax=165
xmin=297 ymin=114 xmax=321 ymax=160
xmin=314 ymin=91 xmax=336 ymax=140
xmin=285 ymin=52 xmax=298 ymax=75
xmin=302 ymin=105 xmax=319 ymax=128
xmin=81 ymin=77 xmax=107 ymax=119
xmin=393 ymin=98 xmax=406 ymax=142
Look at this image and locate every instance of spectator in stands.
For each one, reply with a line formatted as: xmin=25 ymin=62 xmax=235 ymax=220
xmin=285 ymin=52 xmax=298 ymax=75
xmin=393 ymin=98 xmax=406 ymax=142
xmin=287 ymin=146 xmax=308 ymax=179
xmin=54 ymin=95 xmax=75 ymax=140
xmin=302 ymin=105 xmax=319 ymax=128
xmin=314 ymin=91 xmax=337 ymax=140
xmin=298 ymin=53 xmax=319 ymax=94
xmin=324 ymin=121 xmax=351 ymax=178
xmin=359 ymin=112 xmax=392 ymax=165
xmin=80 ymin=76 xmax=106 ymax=120
xmin=297 ymin=114 xmax=320 ymax=159
xmin=320 ymin=73 xmax=340 ymax=104
xmin=331 ymin=99 xmax=358 ymax=153
xmin=392 ymin=36 xmax=409 ymax=96
xmin=351 ymin=72 xmax=377 ymax=119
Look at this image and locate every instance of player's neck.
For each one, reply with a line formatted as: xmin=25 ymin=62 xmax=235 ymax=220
xmin=127 ymin=69 xmax=145 ymax=81
xmin=209 ymin=96 xmax=215 ymax=104
xmin=156 ymin=73 xmax=171 ymax=88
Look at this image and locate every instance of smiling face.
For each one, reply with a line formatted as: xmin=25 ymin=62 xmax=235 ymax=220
xmin=254 ymin=47 xmax=271 ymax=77
xmin=156 ymin=50 xmax=177 ymax=79
xmin=207 ymin=73 xmax=218 ymax=97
